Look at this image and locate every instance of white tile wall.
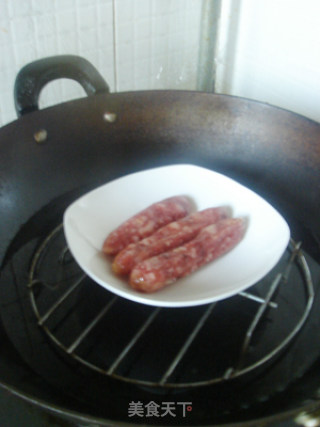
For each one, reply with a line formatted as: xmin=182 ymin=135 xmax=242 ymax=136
xmin=0 ymin=0 xmax=203 ymax=127
xmin=114 ymin=0 xmax=202 ymax=91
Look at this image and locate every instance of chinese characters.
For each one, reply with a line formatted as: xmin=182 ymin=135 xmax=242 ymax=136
xmin=128 ymin=401 xmax=192 ymax=418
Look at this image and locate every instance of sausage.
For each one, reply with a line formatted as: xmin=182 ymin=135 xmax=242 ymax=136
xmin=112 ymin=207 xmax=230 ymax=275
xmin=129 ymin=217 xmax=246 ymax=293
xmin=102 ymin=196 xmax=192 ymax=255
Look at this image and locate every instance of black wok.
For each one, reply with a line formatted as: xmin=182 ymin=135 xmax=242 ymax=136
xmin=0 ymin=55 xmax=319 ymax=426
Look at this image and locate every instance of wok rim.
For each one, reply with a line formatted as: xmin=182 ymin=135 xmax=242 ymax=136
xmin=0 ymin=88 xmax=319 ymax=426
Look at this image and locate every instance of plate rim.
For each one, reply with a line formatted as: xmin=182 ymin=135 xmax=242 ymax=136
xmin=63 ymin=163 xmax=290 ymax=308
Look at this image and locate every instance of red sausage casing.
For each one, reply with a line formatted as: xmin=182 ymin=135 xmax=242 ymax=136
xmin=112 ymin=206 xmax=230 ymax=274
xmin=102 ymin=196 xmax=192 ymax=255
xmin=129 ymin=217 xmax=246 ymax=293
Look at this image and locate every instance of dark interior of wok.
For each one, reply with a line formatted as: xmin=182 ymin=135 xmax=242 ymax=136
xmin=0 ymin=90 xmax=320 ymax=426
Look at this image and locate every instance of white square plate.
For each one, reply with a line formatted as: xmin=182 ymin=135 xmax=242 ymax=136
xmin=63 ymin=164 xmax=290 ymax=307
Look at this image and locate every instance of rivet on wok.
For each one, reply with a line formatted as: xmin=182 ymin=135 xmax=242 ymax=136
xmin=103 ymin=112 xmax=117 ymax=123
xmin=295 ymin=410 xmax=320 ymax=427
xmin=34 ymin=129 xmax=47 ymax=143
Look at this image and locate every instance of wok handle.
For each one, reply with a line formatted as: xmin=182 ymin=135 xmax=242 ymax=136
xmin=14 ymin=55 xmax=109 ymax=117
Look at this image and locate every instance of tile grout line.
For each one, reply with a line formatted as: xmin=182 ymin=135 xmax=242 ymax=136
xmin=112 ymin=0 xmax=118 ymax=92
